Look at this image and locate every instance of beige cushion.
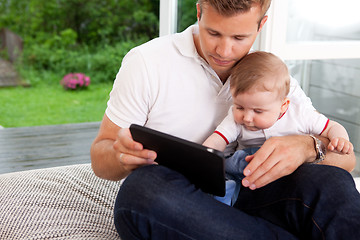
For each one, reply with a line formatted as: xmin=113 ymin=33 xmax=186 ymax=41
xmin=355 ymin=177 xmax=360 ymax=193
xmin=0 ymin=164 xmax=121 ymax=239
xmin=0 ymin=163 xmax=359 ymax=239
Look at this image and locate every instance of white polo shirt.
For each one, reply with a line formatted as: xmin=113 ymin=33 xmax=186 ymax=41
xmin=106 ymin=25 xmax=315 ymax=146
xmin=215 ymin=77 xmax=329 ymax=148
xmin=106 ymin=25 xmax=233 ymax=143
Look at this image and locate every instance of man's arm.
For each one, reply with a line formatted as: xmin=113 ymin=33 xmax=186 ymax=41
xmin=241 ymin=134 xmax=356 ymax=190
xmin=90 ymin=114 xmax=157 ymax=181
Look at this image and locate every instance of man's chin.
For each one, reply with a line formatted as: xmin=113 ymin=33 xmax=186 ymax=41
xmin=210 ymin=65 xmax=233 ymax=80
xmin=209 ymin=57 xmax=235 ymax=70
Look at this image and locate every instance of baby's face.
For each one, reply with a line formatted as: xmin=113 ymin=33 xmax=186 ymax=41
xmin=232 ymin=90 xmax=288 ymax=131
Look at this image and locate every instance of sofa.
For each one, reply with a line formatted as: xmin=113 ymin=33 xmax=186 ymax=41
xmin=0 ymin=164 xmax=122 ymax=239
xmin=0 ymin=163 xmax=359 ymax=239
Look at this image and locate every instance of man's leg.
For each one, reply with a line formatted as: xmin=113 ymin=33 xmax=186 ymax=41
xmin=234 ymin=164 xmax=360 ymax=240
xmin=114 ymin=165 xmax=298 ymax=240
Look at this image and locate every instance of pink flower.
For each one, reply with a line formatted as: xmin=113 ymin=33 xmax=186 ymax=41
xmin=60 ymin=73 xmax=91 ymax=90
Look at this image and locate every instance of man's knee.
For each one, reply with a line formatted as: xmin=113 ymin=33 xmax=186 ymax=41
xmin=114 ymin=165 xmax=200 ymax=238
xmin=114 ymin=165 xmax=194 ymax=217
xmin=115 ymin=165 xmax=170 ymax=208
xmin=293 ymin=164 xmax=355 ymax=192
xmin=114 ymin=165 xmax=170 ymax=238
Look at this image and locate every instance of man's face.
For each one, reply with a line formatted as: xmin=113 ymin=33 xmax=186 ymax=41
xmin=195 ymin=3 xmax=267 ymax=80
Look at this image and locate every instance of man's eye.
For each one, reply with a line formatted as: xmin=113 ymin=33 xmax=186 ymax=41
xmin=208 ymin=31 xmax=219 ymax=36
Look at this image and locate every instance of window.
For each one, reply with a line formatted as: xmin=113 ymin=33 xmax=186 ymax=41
xmin=159 ymin=0 xmax=178 ymax=36
xmin=259 ymin=0 xmax=360 ymax=173
xmin=159 ymin=0 xmax=196 ymax=36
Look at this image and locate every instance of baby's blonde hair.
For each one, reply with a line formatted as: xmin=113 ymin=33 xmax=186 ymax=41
xmin=230 ymin=51 xmax=290 ymax=100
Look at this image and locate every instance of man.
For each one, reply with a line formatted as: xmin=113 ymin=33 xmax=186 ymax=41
xmin=91 ymin=0 xmax=360 ymax=239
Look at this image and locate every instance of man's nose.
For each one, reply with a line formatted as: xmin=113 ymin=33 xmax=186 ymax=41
xmin=216 ymin=38 xmax=232 ymax=58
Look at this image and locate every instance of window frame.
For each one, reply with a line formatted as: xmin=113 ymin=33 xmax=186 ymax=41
xmin=258 ymin=0 xmax=360 ymax=60
xmin=159 ymin=0 xmax=178 ymax=36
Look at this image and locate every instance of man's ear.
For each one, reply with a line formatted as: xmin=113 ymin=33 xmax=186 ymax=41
xmin=258 ymin=15 xmax=268 ymax=32
xmin=196 ymin=3 xmax=201 ymax=21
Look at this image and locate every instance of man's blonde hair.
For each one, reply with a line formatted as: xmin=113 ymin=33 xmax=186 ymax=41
xmin=230 ymin=51 xmax=290 ymax=100
xmin=197 ymin=0 xmax=271 ymax=18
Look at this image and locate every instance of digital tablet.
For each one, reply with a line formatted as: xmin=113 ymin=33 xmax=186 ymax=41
xmin=130 ymin=124 xmax=225 ymax=196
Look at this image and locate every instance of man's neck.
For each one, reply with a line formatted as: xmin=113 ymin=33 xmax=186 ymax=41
xmin=219 ymin=73 xmax=229 ymax=83
xmin=193 ymin=33 xmax=229 ymax=84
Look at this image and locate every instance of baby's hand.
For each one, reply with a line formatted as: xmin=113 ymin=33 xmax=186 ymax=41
xmin=328 ymin=137 xmax=354 ymax=154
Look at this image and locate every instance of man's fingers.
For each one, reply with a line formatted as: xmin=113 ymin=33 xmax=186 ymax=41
xmin=114 ymin=128 xmax=157 ymax=167
xmin=244 ymin=154 xmax=254 ymax=163
xmin=118 ymin=152 xmax=156 ymax=169
xmin=242 ymin=151 xmax=278 ymax=189
xmin=249 ymin=161 xmax=293 ymax=189
xmin=241 ymin=136 xmax=303 ymax=190
xmin=243 ymin=142 xmax=274 ymax=177
xmin=117 ymin=128 xmax=143 ymax=151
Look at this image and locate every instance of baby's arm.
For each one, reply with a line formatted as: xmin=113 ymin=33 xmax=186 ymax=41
xmin=320 ymin=120 xmax=353 ymax=154
xmin=203 ymin=132 xmax=227 ymax=152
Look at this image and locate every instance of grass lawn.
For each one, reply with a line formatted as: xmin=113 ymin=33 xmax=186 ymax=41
xmin=0 ymin=81 xmax=113 ymax=128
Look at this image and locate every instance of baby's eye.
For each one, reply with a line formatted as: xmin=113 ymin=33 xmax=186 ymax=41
xmin=254 ymin=109 xmax=263 ymax=114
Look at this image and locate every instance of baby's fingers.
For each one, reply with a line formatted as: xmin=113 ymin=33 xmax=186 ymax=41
xmin=334 ymin=139 xmax=345 ymax=152
xmin=327 ymin=138 xmax=338 ymax=151
xmin=341 ymin=141 xmax=354 ymax=154
xmin=328 ymin=138 xmax=354 ymax=154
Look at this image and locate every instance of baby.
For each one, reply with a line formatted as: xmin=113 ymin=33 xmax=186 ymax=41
xmin=204 ymin=51 xmax=353 ymax=205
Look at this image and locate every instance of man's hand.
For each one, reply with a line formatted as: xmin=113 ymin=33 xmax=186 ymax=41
xmin=113 ymin=128 xmax=157 ymax=173
xmin=241 ymin=135 xmax=314 ymax=190
xmin=91 ymin=115 xmax=157 ymax=181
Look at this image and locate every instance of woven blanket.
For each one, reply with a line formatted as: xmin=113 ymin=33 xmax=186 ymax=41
xmin=0 ymin=164 xmax=122 ymax=239
xmin=0 ymin=163 xmax=359 ymax=239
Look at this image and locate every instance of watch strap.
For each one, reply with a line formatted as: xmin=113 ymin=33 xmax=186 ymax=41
xmin=309 ymin=135 xmax=326 ymax=164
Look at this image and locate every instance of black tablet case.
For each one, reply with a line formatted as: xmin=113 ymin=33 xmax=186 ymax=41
xmin=130 ymin=124 xmax=225 ymax=196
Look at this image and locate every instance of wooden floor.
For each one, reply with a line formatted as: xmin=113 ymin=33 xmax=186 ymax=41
xmin=0 ymin=122 xmax=100 ymax=174
xmin=1 ymin=121 xmax=359 ymax=177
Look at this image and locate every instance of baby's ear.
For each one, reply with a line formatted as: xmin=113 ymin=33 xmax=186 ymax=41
xmin=281 ymin=98 xmax=290 ymax=113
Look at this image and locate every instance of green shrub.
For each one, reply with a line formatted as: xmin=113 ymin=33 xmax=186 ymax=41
xmin=1 ymin=0 xmax=198 ymax=87
xmin=178 ymin=0 xmax=197 ymax=32
xmin=0 ymin=0 xmax=160 ymax=46
xmin=19 ymin=38 xmax=147 ymax=85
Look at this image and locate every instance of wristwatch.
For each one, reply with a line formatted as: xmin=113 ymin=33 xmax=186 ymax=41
xmin=309 ymin=135 xmax=326 ymax=164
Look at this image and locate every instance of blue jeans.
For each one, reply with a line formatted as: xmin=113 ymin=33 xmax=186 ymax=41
xmin=114 ymin=164 xmax=360 ymax=240
xmin=215 ymin=147 xmax=259 ymax=205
